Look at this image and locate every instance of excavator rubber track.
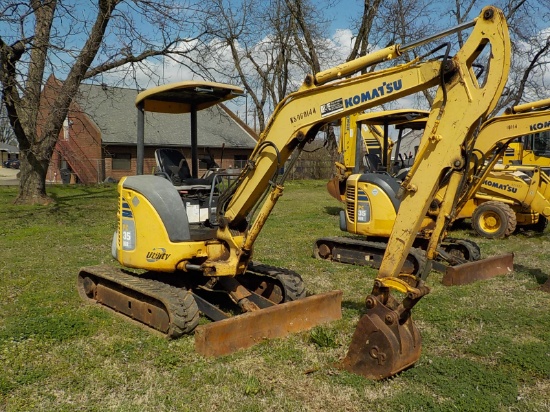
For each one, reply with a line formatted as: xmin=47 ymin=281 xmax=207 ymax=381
xmin=77 ymin=265 xmax=200 ymax=338
xmin=313 ymin=236 xmax=481 ymax=274
xmin=313 ymin=237 xmax=426 ymax=274
xmin=78 ymin=263 xmax=342 ymax=356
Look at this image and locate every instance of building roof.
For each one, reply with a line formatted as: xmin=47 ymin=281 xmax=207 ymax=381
xmin=74 ymin=82 xmax=257 ymax=149
xmin=0 ymin=143 xmax=19 ymax=153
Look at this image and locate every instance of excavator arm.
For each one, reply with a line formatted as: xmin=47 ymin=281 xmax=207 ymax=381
xmin=206 ymin=58 xmax=445 ymax=276
xmin=341 ymin=6 xmax=511 ymax=379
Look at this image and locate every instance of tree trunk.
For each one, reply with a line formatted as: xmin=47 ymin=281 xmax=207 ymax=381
xmin=14 ymin=149 xmax=52 ymax=205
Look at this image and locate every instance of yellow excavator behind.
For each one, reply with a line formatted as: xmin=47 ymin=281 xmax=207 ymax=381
xmin=318 ymin=101 xmax=550 ymax=284
xmin=320 ymin=109 xmax=483 ymax=274
xmin=326 ymin=109 xmax=427 ymax=199
xmin=78 ymin=6 xmax=512 ymax=379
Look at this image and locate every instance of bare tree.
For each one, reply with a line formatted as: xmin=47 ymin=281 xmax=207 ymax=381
xmin=196 ymin=0 xmax=326 ymax=131
xmin=0 ymin=0 xmax=205 ymax=204
xmin=0 ymin=101 xmax=16 ymax=145
xmin=373 ymin=0 xmax=438 ymax=107
xmin=500 ymin=0 xmax=550 ymax=108
xmin=347 ymin=0 xmax=384 ymax=62
xmin=443 ymin=0 xmax=550 ymax=112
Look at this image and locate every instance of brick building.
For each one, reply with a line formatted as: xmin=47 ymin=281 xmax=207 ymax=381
xmin=44 ymin=76 xmax=258 ymax=184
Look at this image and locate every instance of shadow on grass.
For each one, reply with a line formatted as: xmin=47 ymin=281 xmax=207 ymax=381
xmin=341 ymin=299 xmax=368 ymax=316
xmin=1 ymin=185 xmax=118 ymax=227
xmin=48 ymin=184 xmax=118 ymax=204
xmin=449 ymin=218 xmax=471 ymax=231
xmin=324 ymin=206 xmax=342 ymax=216
xmin=41 ymin=185 xmax=118 ymax=214
xmin=513 ymin=263 xmax=549 ymax=286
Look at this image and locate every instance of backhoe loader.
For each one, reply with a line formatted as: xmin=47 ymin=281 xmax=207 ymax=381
xmin=453 ymin=99 xmax=550 ymax=237
xmin=78 ymin=6 xmax=511 ymax=378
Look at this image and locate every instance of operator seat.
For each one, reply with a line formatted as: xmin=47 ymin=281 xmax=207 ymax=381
xmin=364 ymin=153 xmax=382 ymax=172
xmin=154 ymin=148 xmax=212 ymax=190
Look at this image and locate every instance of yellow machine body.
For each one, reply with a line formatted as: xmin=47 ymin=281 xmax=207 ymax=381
xmin=340 ymin=101 xmax=550 ymax=239
xmin=344 ymin=174 xmax=435 ymax=237
xmin=114 ymin=176 xmax=236 ymax=272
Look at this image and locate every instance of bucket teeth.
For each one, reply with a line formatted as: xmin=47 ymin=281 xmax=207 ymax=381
xmin=339 ymin=295 xmax=421 ymax=380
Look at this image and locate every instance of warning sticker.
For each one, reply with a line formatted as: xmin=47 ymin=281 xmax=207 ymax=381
xmin=320 ymin=98 xmax=344 ymax=118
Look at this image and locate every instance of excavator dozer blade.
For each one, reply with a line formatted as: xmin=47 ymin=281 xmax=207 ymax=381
xmin=339 ymin=295 xmax=421 ymax=380
xmin=327 ymin=177 xmax=345 ymax=202
xmin=442 ymin=253 xmax=514 ymax=286
xmin=195 ymin=290 xmax=342 ymax=357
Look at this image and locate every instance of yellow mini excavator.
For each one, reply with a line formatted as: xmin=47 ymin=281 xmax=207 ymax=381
xmin=79 ymin=6 xmax=511 ymax=379
xmin=318 ymin=99 xmax=550 ymax=278
xmin=319 ymin=109 xmax=482 ymax=273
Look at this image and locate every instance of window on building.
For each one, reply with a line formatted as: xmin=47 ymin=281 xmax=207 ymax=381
xmin=233 ymin=155 xmax=247 ymax=168
xmin=112 ymin=153 xmax=131 ymax=170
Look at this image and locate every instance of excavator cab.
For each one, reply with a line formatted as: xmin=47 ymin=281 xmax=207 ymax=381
xmin=357 ymin=109 xmax=429 ymax=176
xmin=327 ymin=109 xmax=429 ymax=202
xmin=134 ymin=82 xmax=243 ymax=226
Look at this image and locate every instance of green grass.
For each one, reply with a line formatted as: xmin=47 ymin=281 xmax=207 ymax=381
xmin=1 ymin=180 xmax=549 ymax=411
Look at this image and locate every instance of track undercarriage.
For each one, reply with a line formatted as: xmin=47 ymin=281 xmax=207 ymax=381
xmin=78 ymin=262 xmax=309 ymax=338
xmin=77 ymin=262 xmax=342 ymax=355
xmin=313 ymin=236 xmax=481 ymax=274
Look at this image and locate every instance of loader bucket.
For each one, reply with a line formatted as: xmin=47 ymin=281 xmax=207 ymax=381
xmin=339 ymin=295 xmax=421 ymax=380
xmin=327 ymin=177 xmax=345 ymax=202
xmin=195 ymin=290 xmax=342 ymax=357
xmin=442 ymin=253 xmax=514 ymax=286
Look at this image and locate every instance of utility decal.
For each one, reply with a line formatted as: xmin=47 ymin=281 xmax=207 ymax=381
xmin=344 ymin=80 xmax=403 ymax=109
xmin=320 ymin=98 xmax=344 ymax=118
xmin=482 ymin=179 xmax=518 ymax=193
xmin=290 ymin=107 xmax=317 ymax=124
xmin=146 ymin=247 xmax=171 ymax=262
xmin=530 ymin=120 xmax=550 ymax=131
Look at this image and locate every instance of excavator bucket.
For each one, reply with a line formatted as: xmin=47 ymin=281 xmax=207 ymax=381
xmin=195 ymin=290 xmax=343 ymax=357
xmin=339 ymin=294 xmax=421 ymax=380
xmin=327 ymin=177 xmax=346 ymax=202
xmin=441 ymin=253 xmax=514 ymax=286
